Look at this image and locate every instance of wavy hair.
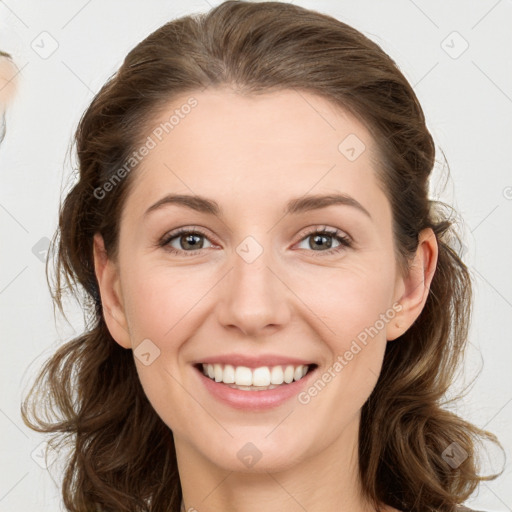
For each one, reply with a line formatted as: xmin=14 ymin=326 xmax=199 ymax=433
xmin=22 ymin=2 xmax=504 ymax=511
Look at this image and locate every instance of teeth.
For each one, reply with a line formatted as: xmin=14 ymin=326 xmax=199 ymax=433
xmin=283 ymin=365 xmax=294 ymax=384
xmin=252 ymin=367 xmax=270 ymax=386
xmin=214 ymin=364 xmax=223 ymax=382
xmin=200 ymin=363 xmax=311 ymax=387
xmin=223 ymin=364 xmax=235 ymax=384
xmin=234 ymin=366 xmax=253 ymax=386
xmin=270 ymin=366 xmax=284 ymax=385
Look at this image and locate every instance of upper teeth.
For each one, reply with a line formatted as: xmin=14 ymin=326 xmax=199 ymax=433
xmin=202 ymin=363 xmax=309 ymax=386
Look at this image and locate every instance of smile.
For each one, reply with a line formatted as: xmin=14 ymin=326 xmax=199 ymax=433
xmin=199 ymin=363 xmax=315 ymax=390
xmin=193 ymin=360 xmax=319 ymax=409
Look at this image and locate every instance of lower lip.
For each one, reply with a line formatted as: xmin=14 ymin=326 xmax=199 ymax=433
xmin=194 ymin=365 xmax=317 ymax=410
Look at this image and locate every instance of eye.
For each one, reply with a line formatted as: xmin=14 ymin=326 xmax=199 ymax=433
xmin=295 ymin=226 xmax=352 ymax=256
xmin=159 ymin=227 xmax=214 ymax=256
xmin=158 ymin=225 xmax=352 ymax=257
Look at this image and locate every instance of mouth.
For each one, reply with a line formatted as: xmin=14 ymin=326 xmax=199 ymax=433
xmin=193 ymin=362 xmax=318 ymax=391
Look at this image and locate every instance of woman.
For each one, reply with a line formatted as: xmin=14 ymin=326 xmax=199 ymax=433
xmin=22 ymin=2 xmax=504 ymax=511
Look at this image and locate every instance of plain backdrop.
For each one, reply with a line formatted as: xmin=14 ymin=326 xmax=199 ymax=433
xmin=1 ymin=1 xmax=511 ymax=511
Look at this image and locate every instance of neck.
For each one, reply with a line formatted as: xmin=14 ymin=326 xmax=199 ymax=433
xmin=175 ymin=414 xmax=380 ymax=512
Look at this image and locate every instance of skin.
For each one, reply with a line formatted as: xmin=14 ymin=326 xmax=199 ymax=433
xmin=0 ymin=56 xmax=18 ymax=108
xmin=0 ymin=56 xmax=18 ymax=145
xmin=93 ymin=87 xmax=438 ymax=512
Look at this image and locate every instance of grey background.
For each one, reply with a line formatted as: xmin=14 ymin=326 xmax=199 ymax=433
xmin=0 ymin=1 xmax=511 ymax=511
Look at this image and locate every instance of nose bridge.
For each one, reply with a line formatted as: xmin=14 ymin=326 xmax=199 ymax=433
xmin=217 ymin=233 xmax=290 ymax=335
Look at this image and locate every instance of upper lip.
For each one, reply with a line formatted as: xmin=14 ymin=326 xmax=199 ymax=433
xmin=193 ymin=354 xmax=316 ymax=368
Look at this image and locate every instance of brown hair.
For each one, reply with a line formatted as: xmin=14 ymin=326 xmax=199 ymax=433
xmin=22 ymin=2 xmax=504 ymax=511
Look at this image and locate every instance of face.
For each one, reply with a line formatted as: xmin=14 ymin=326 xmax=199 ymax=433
xmin=94 ymin=87 xmax=432 ymax=474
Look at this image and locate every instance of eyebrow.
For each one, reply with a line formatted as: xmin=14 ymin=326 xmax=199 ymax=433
xmin=144 ymin=192 xmax=372 ymax=220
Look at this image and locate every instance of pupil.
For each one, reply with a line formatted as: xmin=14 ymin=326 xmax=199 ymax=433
xmin=312 ymin=234 xmax=332 ymax=250
xmin=182 ymin=234 xmax=202 ymax=250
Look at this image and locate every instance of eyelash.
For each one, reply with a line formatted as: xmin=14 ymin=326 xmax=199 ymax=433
xmin=158 ymin=226 xmax=352 ymax=257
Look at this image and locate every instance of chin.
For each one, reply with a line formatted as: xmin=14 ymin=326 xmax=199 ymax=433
xmin=200 ymin=433 xmax=312 ymax=474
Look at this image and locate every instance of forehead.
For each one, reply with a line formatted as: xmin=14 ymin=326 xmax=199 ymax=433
xmin=125 ymin=87 xmax=388 ymax=223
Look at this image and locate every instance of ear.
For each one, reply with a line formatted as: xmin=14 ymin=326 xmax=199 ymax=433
xmin=93 ymin=233 xmax=131 ymax=349
xmin=386 ymin=227 xmax=438 ymax=341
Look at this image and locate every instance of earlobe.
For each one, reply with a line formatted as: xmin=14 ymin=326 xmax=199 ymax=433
xmin=386 ymin=227 xmax=438 ymax=341
xmin=93 ymin=233 xmax=132 ymax=349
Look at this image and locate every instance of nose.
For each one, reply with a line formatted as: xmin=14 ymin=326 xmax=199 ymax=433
xmin=216 ymin=240 xmax=291 ymax=338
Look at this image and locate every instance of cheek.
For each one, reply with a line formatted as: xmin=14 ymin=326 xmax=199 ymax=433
xmin=294 ymin=271 xmax=394 ymax=427
xmin=121 ymin=262 xmax=215 ymax=341
xmin=119 ymin=263 xmax=214 ymax=431
xmin=294 ymin=259 xmax=396 ymax=350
